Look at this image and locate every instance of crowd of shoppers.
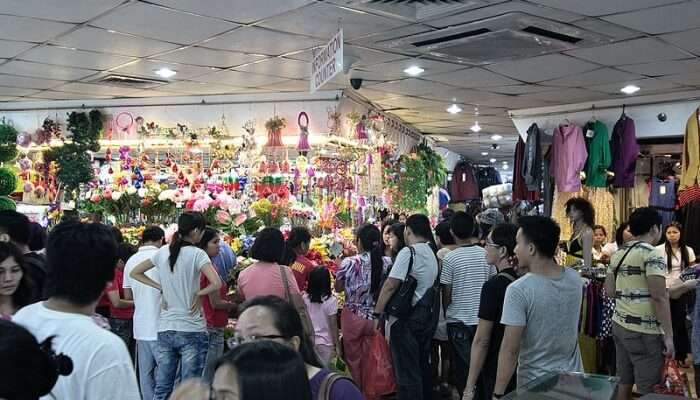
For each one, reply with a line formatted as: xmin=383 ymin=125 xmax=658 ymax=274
xmin=2 ymin=203 xmax=698 ymax=400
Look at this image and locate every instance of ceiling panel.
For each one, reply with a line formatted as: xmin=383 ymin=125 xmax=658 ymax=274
xmin=258 ymin=2 xmax=406 ymax=40
xmin=157 ymin=81 xmax=247 ymax=95
xmin=19 ymin=45 xmax=136 ymax=70
xmin=657 ymin=71 xmax=700 ymax=86
xmin=192 ymin=70 xmax=288 ymax=87
xmin=375 ymin=96 xmax=449 ymax=110
xmin=369 ymin=78 xmax=458 ymax=97
xmin=343 ymin=46 xmax=409 ymax=68
xmin=0 ymin=74 xmax=65 ymax=89
xmin=486 ymin=54 xmax=599 ymax=83
xmin=616 ymin=59 xmax=700 ymax=76
xmin=526 ymin=0 xmax=680 ymax=17
xmin=51 ymin=82 xmax=147 ymax=96
xmin=90 ymin=2 xmax=238 ymax=45
xmin=27 ymin=90 xmax=113 ymax=100
xmin=565 ymin=38 xmax=691 ymax=66
xmin=53 ymin=27 xmax=181 ymax=57
xmin=572 ymin=18 xmax=643 ymax=41
xmin=0 ymin=60 xmax=96 ymax=81
xmin=352 ymin=87 xmax=402 ymax=102
xmin=257 ymin=79 xmax=311 ymax=92
xmin=427 ymin=67 xmax=520 ymax=88
xmin=149 ymin=0 xmax=313 ymax=24
xmin=110 ymin=59 xmax=215 ymax=80
xmin=603 ymin=2 xmax=700 ymax=34
xmin=588 ymin=78 xmax=686 ymax=95
xmin=153 ymin=47 xmax=263 ymax=69
xmin=525 ymin=87 xmax=610 ymax=103
xmin=0 ymin=0 xmax=124 ymax=23
xmin=541 ymin=68 xmax=645 ymax=87
xmin=235 ymin=58 xmax=310 ymax=79
xmin=201 ymin=27 xmax=322 ymax=57
xmin=0 ymin=97 xmax=20 ymax=102
xmin=425 ymin=1 xmax=581 ymax=28
xmin=0 ymin=40 xmax=36 ymax=59
xmin=0 ymin=15 xmax=74 ymax=42
xmin=483 ymin=84 xmax=559 ymax=95
xmin=660 ymin=28 xmax=700 ymax=56
xmin=0 ymin=86 xmax=41 ymax=97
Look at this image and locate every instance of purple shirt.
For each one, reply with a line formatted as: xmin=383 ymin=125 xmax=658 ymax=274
xmin=610 ymin=116 xmax=639 ymax=188
xmin=310 ymin=369 xmax=365 ymax=400
xmin=550 ymin=124 xmax=588 ymax=192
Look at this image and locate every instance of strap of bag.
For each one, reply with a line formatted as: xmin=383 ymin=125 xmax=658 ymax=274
xmin=279 ymin=264 xmax=291 ymax=302
xmin=405 ymin=246 xmax=415 ymax=280
xmin=497 ymin=271 xmax=516 ymax=283
xmin=318 ymin=372 xmax=351 ymax=400
xmin=613 ymin=242 xmax=642 ymax=281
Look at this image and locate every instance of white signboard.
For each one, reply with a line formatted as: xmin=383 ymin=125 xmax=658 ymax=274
xmin=310 ymin=29 xmax=343 ymax=93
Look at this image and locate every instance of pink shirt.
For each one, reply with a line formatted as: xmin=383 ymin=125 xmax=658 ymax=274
xmin=303 ymin=294 xmax=338 ymax=346
xmin=550 ymin=124 xmax=588 ymax=192
xmin=237 ymin=262 xmax=300 ymax=301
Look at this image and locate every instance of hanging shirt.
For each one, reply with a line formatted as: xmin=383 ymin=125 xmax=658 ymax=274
xmin=610 ymin=116 xmax=639 ymax=188
xmin=513 ymin=137 xmax=540 ymax=202
xmin=450 ymin=162 xmax=480 ymax=201
xmin=523 ymin=123 xmax=543 ymax=191
xmin=680 ymin=110 xmax=700 ymax=190
xmin=584 ymin=121 xmax=612 ymax=188
xmin=550 ymin=124 xmax=588 ymax=192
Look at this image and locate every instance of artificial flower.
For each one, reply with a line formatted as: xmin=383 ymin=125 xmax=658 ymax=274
xmin=215 ymin=209 xmax=231 ymax=224
xmin=111 ymin=191 xmax=123 ymax=201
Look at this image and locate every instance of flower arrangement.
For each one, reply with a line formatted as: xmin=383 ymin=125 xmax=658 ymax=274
xmin=289 ymin=203 xmax=317 ymax=227
xmin=264 ymin=116 xmax=287 ymax=132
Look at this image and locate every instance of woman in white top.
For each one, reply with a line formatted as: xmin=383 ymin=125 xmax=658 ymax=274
xmin=657 ymin=221 xmax=696 ymax=365
xmin=131 ymin=212 xmax=221 ymax=400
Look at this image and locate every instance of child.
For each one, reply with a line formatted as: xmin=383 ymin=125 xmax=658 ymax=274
xmin=303 ymin=266 xmax=340 ymax=367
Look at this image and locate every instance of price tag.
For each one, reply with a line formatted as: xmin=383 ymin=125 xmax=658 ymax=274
xmin=660 ymin=185 xmax=667 ymax=195
xmin=586 ymin=129 xmax=595 ymax=138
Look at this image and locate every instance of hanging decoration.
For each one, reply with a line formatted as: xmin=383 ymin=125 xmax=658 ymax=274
xmin=115 ymin=112 xmax=134 ymax=135
xmin=327 ymin=106 xmax=341 ymax=135
xmin=297 ymin=112 xmax=311 ymax=155
xmin=264 ymin=116 xmax=286 ymax=148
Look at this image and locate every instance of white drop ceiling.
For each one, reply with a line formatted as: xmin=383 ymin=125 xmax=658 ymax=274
xmin=0 ymin=0 xmax=699 ymax=162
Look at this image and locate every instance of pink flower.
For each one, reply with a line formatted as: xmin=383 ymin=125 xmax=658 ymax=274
xmin=192 ymin=198 xmax=211 ymax=212
xmin=215 ymin=210 xmax=231 ymax=224
xmin=90 ymin=194 xmax=102 ymax=203
xmin=103 ymin=189 xmax=112 ymax=200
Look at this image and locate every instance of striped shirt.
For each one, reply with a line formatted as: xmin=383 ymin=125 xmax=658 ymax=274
xmin=440 ymin=245 xmax=495 ymax=326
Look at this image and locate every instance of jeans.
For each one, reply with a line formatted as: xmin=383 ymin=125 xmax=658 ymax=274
xmin=137 ymin=340 xmax=158 ymax=400
xmin=153 ymin=330 xmax=208 ymax=400
xmin=202 ymin=328 xmax=225 ymax=382
xmin=389 ymin=311 xmax=435 ymax=400
xmin=447 ymin=323 xmax=478 ymax=396
xmin=109 ymin=317 xmax=135 ymax=360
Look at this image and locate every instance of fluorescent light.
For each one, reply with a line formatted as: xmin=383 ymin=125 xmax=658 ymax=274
xmin=446 ymin=104 xmax=462 ymax=114
xmin=403 ymin=65 xmax=425 ymax=76
xmin=620 ymin=85 xmax=640 ymax=94
xmin=489 ymin=158 xmax=496 ymax=163
xmin=470 ymin=121 xmax=482 ymax=132
xmin=664 ymin=154 xmax=672 ymax=158
xmin=481 ymin=152 xmax=489 ymax=156
xmin=155 ymin=68 xmax=177 ymax=78
xmin=491 ymin=134 xmax=503 ymax=141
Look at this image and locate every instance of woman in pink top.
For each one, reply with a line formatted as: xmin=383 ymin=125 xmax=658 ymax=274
xmin=237 ymin=228 xmax=303 ymax=301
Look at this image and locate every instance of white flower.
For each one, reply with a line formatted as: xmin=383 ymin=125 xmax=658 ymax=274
xmin=127 ymin=186 xmax=137 ymax=195
xmin=158 ymin=190 xmax=175 ymax=201
xmin=138 ymin=188 xmax=147 ymax=198
xmin=112 ymin=191 xmax=123 ymax=201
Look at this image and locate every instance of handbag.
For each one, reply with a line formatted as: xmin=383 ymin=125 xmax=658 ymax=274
xmin=386 ymin=246 xmax=417 ymax=318
xmin=653 ymin=357 xmax=689 ymax=396
xmin=279 ymin=264 xmax=315 ymax=341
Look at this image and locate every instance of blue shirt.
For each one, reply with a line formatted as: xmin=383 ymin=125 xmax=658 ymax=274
xmin=212 ymin=242 xmax=236 ymax=281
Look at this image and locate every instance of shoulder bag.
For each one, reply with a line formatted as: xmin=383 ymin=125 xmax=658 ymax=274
xmin=386 ymin=246 xmax=418 ymax=318
xmin=279 ymin=264 xmax=315 ymax=341
xmin=318 ymin=372 xmax=354 ymax=400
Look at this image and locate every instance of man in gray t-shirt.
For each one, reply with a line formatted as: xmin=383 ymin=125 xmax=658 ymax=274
xmin=492 ymin=216 xmax=583 ymax=397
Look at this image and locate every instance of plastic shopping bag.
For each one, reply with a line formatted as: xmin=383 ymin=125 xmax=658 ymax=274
xmin=653 ymin=358 xmax=689 ymax=397
xmin=362 ymin=332 xmax=396 ymax=400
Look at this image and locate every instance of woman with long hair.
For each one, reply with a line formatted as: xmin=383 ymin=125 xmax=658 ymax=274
xmin=198 ymin=227 xmax=236 ymax=382
xmin=335 ymin=223 xmax=392 ymax=394
xmin=388 ymin=223 xmax=406 ymax=261
xmin=130 ymin=212 xmax=222 ymax=400
xmin=658 ymin=222 xmax=696 ymax=365
xmin=0 ymin=242 xmax=33 ymax=319
xmin=564 ymin=197 xmax=595 ymax=268
xmin=380 ymin=221 xmax=397 ymax=258
xmin=281 ymin=227 xmax=316 ymax=291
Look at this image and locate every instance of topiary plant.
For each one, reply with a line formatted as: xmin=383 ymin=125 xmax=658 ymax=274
xmin=0 ymin=167 xmax=18 ymax=196
xmin=0 ymin=119 xmax=19 ymax=163
xmin=0 ymin=196 xmax=16 ymax=211
xmin=45 ymin=143 xmax=94 ymax=192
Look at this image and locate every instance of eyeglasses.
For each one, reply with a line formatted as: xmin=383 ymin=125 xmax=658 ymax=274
xmin=230 ymin=334 xmax=288 ymax=346
xmin=485 ymin=241 xmax=501 ymax=248
xmin=209 ymin=384 xmax=237 ymax=400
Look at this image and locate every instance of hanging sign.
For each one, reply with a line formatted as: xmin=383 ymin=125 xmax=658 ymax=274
xmin=310 ymin=29 xmax=343 ymax=93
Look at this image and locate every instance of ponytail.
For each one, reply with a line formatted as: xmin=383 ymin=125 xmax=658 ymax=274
xmin=169 ymin=212 xmax=206 ymax=271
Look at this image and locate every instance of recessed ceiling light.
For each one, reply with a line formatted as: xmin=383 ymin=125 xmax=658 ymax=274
xmin=502 ymin=164 xmax=509 ymax=170
xmin=502 ymin=160 xmax=508 ymax=164
xmin=491 ymin=134 xmax=503 ymax=141
xmin=489 ymin=158 xmax=497 ymax=163
xmin=481 ymin=152 xmax=489 ymax=156
xmin=470 ymin=121 xmax=482 ymax=132
xmin=446 ymin=104 xmax=462 ymax=114
xmin=403 ymin=65 xmax=425 ymax=76
xmin=155 ymin=68 xmax=177 ymax=78
xmin=620 ymin=84 xmax=640 ymax=95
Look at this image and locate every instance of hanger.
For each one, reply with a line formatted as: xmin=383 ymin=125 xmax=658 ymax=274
xmin=589 ymin=105 xmax=597 ymax=123
xmin=620 ymin=104 xmax=627 ymax=120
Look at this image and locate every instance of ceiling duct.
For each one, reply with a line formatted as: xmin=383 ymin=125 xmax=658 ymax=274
xmin=375 ymin=12 xmax=611 ymax=64
xmin=90 ymin=74 xmax=168 ymax=89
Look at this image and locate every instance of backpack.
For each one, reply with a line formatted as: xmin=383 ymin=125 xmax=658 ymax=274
xmin=318 ymin=372 xmax=354 ymax=400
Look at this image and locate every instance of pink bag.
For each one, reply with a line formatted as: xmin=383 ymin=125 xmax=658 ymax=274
xmin=362 ymin=332 xmax=396 ymax=400
xmin=653 ymin=358 xmax=689 ymax=397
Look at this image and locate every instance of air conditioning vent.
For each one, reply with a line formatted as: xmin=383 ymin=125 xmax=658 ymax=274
xmin=367 ymin=0 xmax=464 ymax=3
xmin=331 ymin=0 xmax=482 ymax=21
xmin=374 ymin=12 xmax=610 ymax=64
xmin=412 ymin=28 xmax=491 ymax=47
xmin=91 ymin=74 xmax=167 ymax=89
xmin=521 ymin=26 xmax=581 ymax=44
